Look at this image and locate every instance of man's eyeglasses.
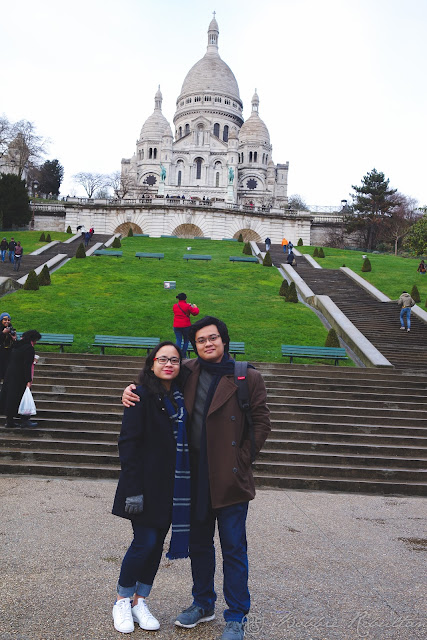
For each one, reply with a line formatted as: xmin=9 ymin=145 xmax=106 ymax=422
xmin=195 ymin=334 xmax=221 ymax=345
xmin=154 ymin=356 xmax=181 ymax=365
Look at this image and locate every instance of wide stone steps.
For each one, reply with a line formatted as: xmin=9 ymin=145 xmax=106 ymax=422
xmin=0 ymin=355 xmax=426 ymax=495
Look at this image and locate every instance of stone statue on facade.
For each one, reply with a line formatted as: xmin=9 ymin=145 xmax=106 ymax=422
xmin=228 ymin=167 xmax=234 ymax=184
xmin=160 ymin=164 xmax=166 ymax=182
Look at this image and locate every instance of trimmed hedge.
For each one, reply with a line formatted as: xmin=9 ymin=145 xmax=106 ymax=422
xmin=37 ymin=264 xmax=51 ymax=286
xmin=325 ymin=328 xmax=340 ymax=347
xmin=263 ymin=250 xmax=272 ymax=267
xmin=23 ymin=270 xmax=39 ymax=290
xmin=361 ymin=257 xmax=372 ymax=272
xmin=76 ymin=243 xmax=86 ymax=258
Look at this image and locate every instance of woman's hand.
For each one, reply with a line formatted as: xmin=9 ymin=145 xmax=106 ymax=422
xmin=122 ymin=384 xmax=139 ymax=407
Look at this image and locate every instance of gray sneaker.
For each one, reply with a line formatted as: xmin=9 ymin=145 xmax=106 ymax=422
xmin=175 ymin=604 xmax=215 ymax=628
xmin=220 ymin=621 xmax=245 ymax=639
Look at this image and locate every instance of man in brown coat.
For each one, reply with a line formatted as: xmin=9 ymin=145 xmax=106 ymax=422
xmin=122 ymin=316 xmax=270 ymax=640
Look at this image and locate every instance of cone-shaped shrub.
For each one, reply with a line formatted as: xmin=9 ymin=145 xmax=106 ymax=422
xmin=39 ymin=232 xmax=46 ymax=242
xmin=325 ymin=328 xmax=340 ymax=347
xmin=76 ymin=243 xmax=86 ymax=258
xmin=243 ymin=242 xmax=252 ymax=255
xmin=112 ymin=236 xmax=121 ymax=248
xmin=127 ymin=227 xmax=134 ymax=237
xmin=313 ymin=247 xmax=319 ymax=257
xmin=286 ymin=281 xmax=298 ymax=302
xmin=297 ymin=238 xmax=303 ymax=246
xmin=23 ymin=270 xmax=39 ymax=290
xmin=342 ymin=264 xmax=346 ymax=267
xmin=238 ymin=233 xmax=243 ymax=242
xmin=263 ymin=250 xmax=272 ymax=266
xmin=318 ymin=247 xmax=325 ymax=258
xmin=45 ymin=233 xmax=51 ymax=242
xmin=66 ymin=225 xmax=72 ymax=234
xmin=37 ymin=264 xmax=51 ymax=286
xmin=279 ymin=279 xmax=289 ymax=297
xmin=361 ymin=257 xmax=371 ymax=272
xmin=411 ymin=284 xmax=421 ymax=303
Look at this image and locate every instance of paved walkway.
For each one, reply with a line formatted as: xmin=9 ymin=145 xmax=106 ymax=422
xmin=1 ymin=477 xmax=425 ymax=640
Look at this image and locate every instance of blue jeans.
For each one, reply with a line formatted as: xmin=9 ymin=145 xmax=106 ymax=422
xmin=117 ymin=521 xmax=169 ymax=598
xmin=190 ymin=501 xmax=250 ymax=622
xmin=1 ymin=250 xmax=6 ymax=262
xmin=174 ymin=326 xmax=190 ymax=357
xmin=8 ymin=251 xmax=14 ymax=263
xmin=400 ymin=307 xmax=411 ymax=329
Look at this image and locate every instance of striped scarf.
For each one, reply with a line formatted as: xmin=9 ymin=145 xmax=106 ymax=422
xmin=163 ymin=385 xmax=191 ymax=559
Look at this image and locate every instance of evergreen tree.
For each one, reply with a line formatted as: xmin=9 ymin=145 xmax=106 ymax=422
xmin=39 ymin=232 xmax=46 ymax=242
xmin=313 ymin=247 xmax=319 ymax=257
xmin=127 ymin=227 xmax=134 ymax=237
xmin=37 ymin=159 xmax=64 ymax=196
xmin=243 ymin=242 xmax=252 ymax=255
xmin=404 ymin=214 xmax=427 ymax=255
xmin=37 ymin=264 xmax=51 ymax=286
xmin=361 ymin=257 xmax=372 ymax=272
xmin=45 ymin=233 xmax=51 ymax=242
xmin=325 ymin=328 xmax=340 ymax=347
xmin=346 ymin=168 xmax=398 ymax=251
xmin=23 ymin=269 xmax=39 ymax=290
xmin=297 ymin=238 xmax=303 ymax=246
xmin=263 ymin=250 xmax=272 ymax=266
xmin=0 ymin=174 xmax=31 ymax=228
xmin=75 ymin=243 xmax=86 ymax=258
xmin=238 ymin=233 xmax=244 ymax=242
xmin=66 ymin=225 xmax=72 ymax=234
xmin=411 ymin=284 xmax=421 ymax=303
xmin=286 ymin=281 xmax=298 ymax=302
xmin=318 ymin=247 xmax=325 ymax=258
xmin=112 ymin=236 xmax=122 ymax=248
xmin=279 ymin=279 xmax=289 ymax=297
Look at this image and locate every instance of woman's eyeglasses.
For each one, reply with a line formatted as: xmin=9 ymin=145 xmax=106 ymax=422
xmin=195 ymin=334 xmax=221 ymax=345
xmin=154 ymin=356 xmax=181 ymax=365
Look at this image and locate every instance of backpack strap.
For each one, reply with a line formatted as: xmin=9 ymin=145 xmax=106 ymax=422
xmin=234 ymin=361 xmax=256 ymax=463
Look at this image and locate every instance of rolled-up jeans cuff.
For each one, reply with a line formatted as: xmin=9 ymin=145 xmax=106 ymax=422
xmin=117 ymin=582 xmax=136 ymax=598
xmin=135 ymin=582 xmax=152 ymax=597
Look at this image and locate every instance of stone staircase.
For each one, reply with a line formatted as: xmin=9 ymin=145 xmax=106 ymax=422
xmin=0 ymin=353 xmax=425 ymax=496
xmin=265 ymin=243 xmax=427 ymax=370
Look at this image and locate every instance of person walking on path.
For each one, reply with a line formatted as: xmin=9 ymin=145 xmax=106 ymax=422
xmin=0 ymin=313 xmax=17 ymax=381
xmin=8 ymin=237 xmax=16 ymax=263
xmin=173 ymin=293 xmax=199 ymax=358
xmin=13 ymin=242 xmax=23 ymax=271
xmin=122 ymin=316 xmax=271 ymax=640
xmin=0 ymin=238 xmax=8 ymax=262
xmin=398 ymin=291 xmax=415 ymax=332
xmin=417 ymin=259 xmax=426 ymax=274
xmin=287 ymin=250 xmax=297 ymax=267
xmin=264 ymin=237 xmax=271 ymax=252
xmin=112 ymin=341 xmax=190 ymax=634
xmin=0 ymin=329 xmax=41 ymax=428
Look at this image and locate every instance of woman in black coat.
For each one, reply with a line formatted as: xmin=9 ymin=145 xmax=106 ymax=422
xmin=0 ymin=312 xmax=17 ymax=381
xmin=111 ymin=341 xmax=190 ymax=634
xmin=0 ymin=330 xmax=41 ymax=428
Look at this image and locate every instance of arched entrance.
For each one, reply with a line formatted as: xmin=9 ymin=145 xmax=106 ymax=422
xmin=233 ymin=228 xmax=262 ymax=242
xmin=173 ymin=223 xmax=204 ymax=238
xmin=115 ymin=222 xmax=143 ymax=235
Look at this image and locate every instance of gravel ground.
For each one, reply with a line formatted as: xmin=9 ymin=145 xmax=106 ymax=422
xmin=0 ymin=477 xmax=426 ymax=640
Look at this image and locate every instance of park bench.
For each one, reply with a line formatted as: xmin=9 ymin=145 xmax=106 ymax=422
xmin=193 ymin=237 xmax=211 ymax=240
xmin=16 ymin=332 xmax=74 ymax=353
xmin=133 ymin=234 xmax=150 ymax=237
xmin=281 ymin=344 xmax=348 ymax=366
xmin=92 ymin=335 xmax=160 ymax=355
xmin=222 ymin=238 xmax=238 ymax=241
xmin=187 ymin=341 xmax=245 ymax=359
xmin=93 ymin=250 xmax=122 ymax=257
xmin=161 ymin=235 xmax=178 ymax=238
xmin=135 ymin=252 xmax=164 ymax=260
xmin=183 ymin=254 xmax=212 ymax=262
xmin=229 ymin=256 xmax=258 ymax=263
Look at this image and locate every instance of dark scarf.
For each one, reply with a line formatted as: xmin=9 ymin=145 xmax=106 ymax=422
xmin=163 ymin=384 xmax=191 ymax=559
xmin=195 ymin=354 xmax=235 ymax=522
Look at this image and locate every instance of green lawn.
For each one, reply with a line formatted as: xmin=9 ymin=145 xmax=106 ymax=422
xmin=1 ymin=237 xmax=335 ymax=363
xmin=1 ymin=230 xmax=73 ymax=254
xmin=299 ymin=246 xmax=427 ymax=303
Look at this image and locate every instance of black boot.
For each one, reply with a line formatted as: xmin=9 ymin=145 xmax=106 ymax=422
xmin=5 ymin=417 xmax=18 ymax=428
xmin=19 ymin=417 xmax=38 ymax=428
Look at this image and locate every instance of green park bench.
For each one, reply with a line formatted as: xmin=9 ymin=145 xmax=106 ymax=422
xmin=193 ymin=237 xmax=211 ymax=240
xmin=135 ymin=252 xmax=164 ymax=260
xmin=16 ymin=332 xmax=74 ymax=353
xmin=281 ymin=344 xmax=348 ymax=366
xmin=183 ymin=254 xmax=212 ymax=262
xmin=92 ymin=335 xmax=160 ymax=355
xmin=161 ymin=235 xmax=178 ymax=238
xmin=222 ymin=238 xmax=238 ymax=241
xmin=229 ymin=256 xmax=258 ymax=263
xmin=93 ymin=250 xmax=122 ymax=257
xmin=133 ymin=234 xmax=150 ymax=237
xmin=187 ymin=341 xmax=245 ymax=359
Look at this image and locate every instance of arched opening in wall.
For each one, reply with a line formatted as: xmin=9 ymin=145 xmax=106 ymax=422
xmin=216 ymin=172 xmax=220 ymax=187
xmin=153 ymin=148 xmax=157 ymax=159
xmin=173 ymin=223 xmax=204 ymax=238
xmin=254 ymin=152 xmax=258 ymax=162
xmin=213 ymin=123 xmax=220 ymax=138
xmin=195 ymin=157 xmax=203 ymax=180
xmin=223 ymin=125 xmax=229 ymax=142
xmin=149 ymin=148 xmax=153 ymax=159
xmin=179 ymin=127 xmax=182 ymax=138
xmin=177 ymin=170 xmax=182 ymax=187
xmin=233 ymin=228 xmax=262 ymax=242
xmin=185 ymin=123 xmax=190 ymax=135
xmin=115 ymin=222 xmax=143 ymax=235
xmin=249 ymin=152 xmax=253 ymax=162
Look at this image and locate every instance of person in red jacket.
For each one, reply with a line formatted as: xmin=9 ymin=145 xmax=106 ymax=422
xmin=173 ymin=293 xmax=199 ymax=357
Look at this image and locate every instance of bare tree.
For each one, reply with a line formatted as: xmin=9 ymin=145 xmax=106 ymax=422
xmin=72 ymin=172 xmax=108 ymax=198
xmin=0 ymin=115 xmax=12 ymax=159
xmin=8 ymin=120 xmax=48 ymax=178
xmin=386 ymin=193 xmax=419 ymax=255
xmin=107 ymin=170 xmax=134 ymax=199
xmin=288 ymin=194 xmax=309 ymax=211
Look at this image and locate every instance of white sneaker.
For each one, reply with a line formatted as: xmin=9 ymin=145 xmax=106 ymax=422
xmin=132 ymin=598 xmax=160 ymax=630
xmin=113 ymin=597 xmax=134 ymax=633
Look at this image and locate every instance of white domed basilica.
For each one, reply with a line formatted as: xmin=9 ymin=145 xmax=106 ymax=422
xmin=121 ymin=16 xmax=289 ymax=208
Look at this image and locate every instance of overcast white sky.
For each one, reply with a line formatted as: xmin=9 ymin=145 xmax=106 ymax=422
xmin=1 ymin=0 xmax=426 ymax=206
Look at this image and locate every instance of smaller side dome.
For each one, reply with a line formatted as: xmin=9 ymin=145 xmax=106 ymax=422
xmin=140 ymin=86 xmax=172 ymax=140
xmin=239 ymin=92 xmax=270 ymax=145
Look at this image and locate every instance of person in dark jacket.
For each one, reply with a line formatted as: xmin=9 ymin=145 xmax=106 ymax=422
xmin=112 ymin=341 xmax=190 ymax=634
xmin=0 ymin=330 xmax=41 ymax=428
xmin=8 ymin=237 xmax=16 ymax=263
xmin=13 ymin=242 xmax=23 ymax=271
xmin=287 ymin=250 xmax=297 ymax=266
xmin=0 ymin=312 xmax=17 ymax=381
xmin=0 ymin=238 xmax=8 ymax=262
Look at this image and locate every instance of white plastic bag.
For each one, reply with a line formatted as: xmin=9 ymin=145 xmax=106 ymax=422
xmin=18 ymin=387 xmax=36 ymax=416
